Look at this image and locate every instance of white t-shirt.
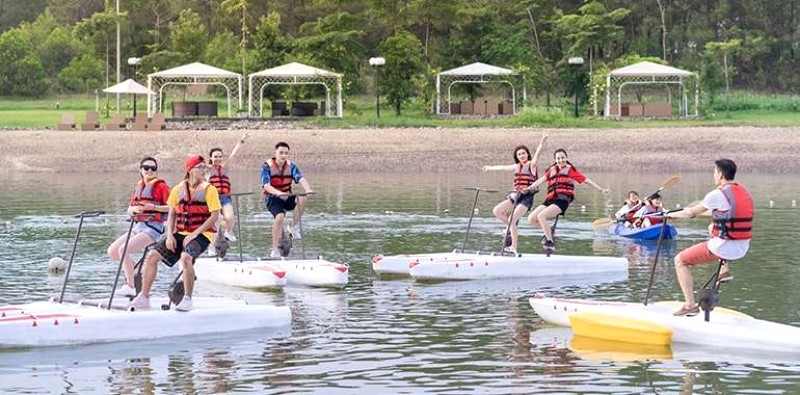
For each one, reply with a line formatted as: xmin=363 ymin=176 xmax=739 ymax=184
xmin=702 ymin=188 xmax=750 ymax=260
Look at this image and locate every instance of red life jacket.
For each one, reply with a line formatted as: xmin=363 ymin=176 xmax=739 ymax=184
xmin=641 ymin=205 xmax=663 ymax=225
xmin=544 ymin=165 xmax=576 ymax=201
xmin=513 ymin=162 xmax=537 ymax=191
xmin=263 ymin=158 xmax=293 ymax=195
xmin=208 ymin=164 xmax=231 ymax=195
xmin=131 ymin=178 xmax=166 ymax=223
xmin=175 ymin=181 xmax=215 ymax=233
xmin=711 ymin=183 xmax=754 ymax=240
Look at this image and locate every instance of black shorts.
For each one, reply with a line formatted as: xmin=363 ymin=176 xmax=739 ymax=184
xmin=154 ymin=233 xmax=210 ymax=267
xmin=508 ymin=192 xmax=534 ymax=210
xmin=543 ymin=198 xmax=571 ymax=214
xmin=265 ymin=195 xmax=297 ymax=217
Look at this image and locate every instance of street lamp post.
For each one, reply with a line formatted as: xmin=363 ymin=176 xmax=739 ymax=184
xmin=127 ymin=57 xmax=141 ymax=116
xmin=567 ymin=57 xmax=584 ymax=118
xmin=368 ymin=57 xmax=385 ymax=118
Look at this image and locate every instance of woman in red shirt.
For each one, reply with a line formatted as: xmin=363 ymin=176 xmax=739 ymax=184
xmin=525 ymin=149 xmax=609 ymax=252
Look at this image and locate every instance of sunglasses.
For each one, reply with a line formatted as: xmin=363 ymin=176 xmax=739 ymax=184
xmin=141 ymin=165 xmax=158 ymax=171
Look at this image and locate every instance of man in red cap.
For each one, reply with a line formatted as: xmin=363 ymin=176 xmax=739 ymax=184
xmin=129 ymin=155 xmax=221 ymax=311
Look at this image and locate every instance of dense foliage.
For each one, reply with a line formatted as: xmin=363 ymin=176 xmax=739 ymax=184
xmin=0 ymin=0 xmax=797 ymax=115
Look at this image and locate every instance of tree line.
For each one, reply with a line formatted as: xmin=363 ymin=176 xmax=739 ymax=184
xmin=0 ymin=0 xmax=797 ymax=115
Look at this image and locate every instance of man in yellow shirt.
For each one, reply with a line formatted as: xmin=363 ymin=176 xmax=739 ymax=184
xmin=129 ymin=155 xmax=221 ymax=311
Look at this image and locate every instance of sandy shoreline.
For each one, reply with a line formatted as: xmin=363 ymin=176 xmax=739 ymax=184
xmin=2 ymin=127 xmax=799 ymax=174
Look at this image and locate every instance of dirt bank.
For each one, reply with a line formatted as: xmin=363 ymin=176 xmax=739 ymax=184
xmin=2 ymin=127 xmax=798 ymax=174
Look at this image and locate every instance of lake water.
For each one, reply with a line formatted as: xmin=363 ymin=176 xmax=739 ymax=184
xmin=1 ymin=170 xmax=799 ymax=394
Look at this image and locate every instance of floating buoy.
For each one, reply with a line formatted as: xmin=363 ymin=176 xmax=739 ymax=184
xmin=473 ymin=208 xmax=479 ymax=214
xmin=48 ymin=257 xmax=67 ymax=273
xmin=769 ymin=200 xmax=774 ymax=208
xmin=580 ymin=205 xmax=586 ymax=212
xmin=792 ymin=200 xmax=797 ymax=207
xmin=676 ymin=204 xmax=682 ymax=209
xmin=443 ymin=209 xmax=449 ymax=214
xmin=350 ymin=211 xmax=356 ymax=215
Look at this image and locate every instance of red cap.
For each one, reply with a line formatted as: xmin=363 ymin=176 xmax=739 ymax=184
xmin=184 ymin=155 xmax=205 ymax=172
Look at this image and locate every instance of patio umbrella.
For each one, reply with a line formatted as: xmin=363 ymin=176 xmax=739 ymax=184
xmin=103 ymin=79 xmax=154 ymax=116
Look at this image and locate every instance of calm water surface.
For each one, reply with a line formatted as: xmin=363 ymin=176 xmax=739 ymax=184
xmin=0 ymin=170 xmax=799 ymax=394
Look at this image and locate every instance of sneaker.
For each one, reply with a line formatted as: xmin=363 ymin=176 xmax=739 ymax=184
xmin=224 ymin=230 xmax=237 ymax=242
xmin=207 ymin=244 xmax=217 ymax=257
xmin=115 ymin=284 xmax=136 ymax=297
xmin=672 ymin=304 xmax=700 ymax=317
xmin=270 ymin=249 xmax=281 ymax=258
xmin=175 ymin=296 xmax=193 ymax=312
xmin=128 ymin=294 xmax=150 ymax=310
xmin=717 ymin=269 xmax=733 ymax=284
xmin=502 ymin=246 xmax=517 ymax=254
xmin=290 ymin=226 xmax=302 ymax=240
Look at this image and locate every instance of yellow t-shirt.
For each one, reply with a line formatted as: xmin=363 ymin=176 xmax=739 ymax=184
xmin=167 ymin=181 xmax=221 ymax=240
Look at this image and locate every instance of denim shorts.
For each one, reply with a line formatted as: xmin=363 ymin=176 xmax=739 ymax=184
xmin=133 ymin=221 xmax=164 ymax=242
xmin=220 ymin=194 xmax=232 ymax=207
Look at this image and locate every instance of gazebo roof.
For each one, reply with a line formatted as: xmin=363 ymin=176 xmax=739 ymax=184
xmin=609 ymin=61 xmax=694 ymax=77
xmin=439 ymin=62 xmax=517 ymax=76
xmin=149 ymin=62 xmax=240 ymax=78
xmin=250 ymin=62 xmax=341 ymax=77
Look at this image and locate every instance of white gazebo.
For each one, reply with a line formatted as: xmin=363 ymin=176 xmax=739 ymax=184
xmin=147 ymin=62 xmax=243 ymax=117
xmin=604 ymin=61 xmax=698 ymax=118
xmin=435 ymin=62 xmax=526 ymax=115
xmin=248 ymin=62 xmax=343 ymax=118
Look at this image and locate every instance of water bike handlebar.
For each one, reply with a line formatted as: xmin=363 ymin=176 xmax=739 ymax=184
xmin=462 ymin=187 xmax=498 ymax=193
xmin=75 ymin=210 xmax=105 ymax=218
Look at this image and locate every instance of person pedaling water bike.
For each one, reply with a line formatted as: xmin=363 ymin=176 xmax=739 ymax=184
xmin=107 ymin=156 xmax=170 ymax=297
xmin=482 ymin=133 xmax=548 ymax=254
xmin=526 ymin=148 xmax=610 ymax=252
xmin=260 ymin=142 xmax=314 ymax=258
xmin=666 ymin=158 xmax=754 ymax=317
xmin=205 ymin=132 xmax=248 ymax=256
xmin=128 ymin=155 xmax=221 ymax=312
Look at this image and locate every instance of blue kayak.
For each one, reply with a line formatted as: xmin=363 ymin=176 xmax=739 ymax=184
xmin=612 ymin=222 xmax=678 ymax=240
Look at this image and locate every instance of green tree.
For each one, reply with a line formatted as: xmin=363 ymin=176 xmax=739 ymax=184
xmin=251 ymin=11 xmax=292 ymax=69
xmin=168 ymin=8 xmax=206 ymax=63
xmin=557 ymin=0 xmax=630 ymax=105
xmin=39 ymin=27 xmax=81 ymax=82
xmin=203 ymin=30 xmax=239 ymax=71
xmin=221 ymin=0 xmax=249 ymax=76
xmin=58 ymin=53 xmax=104 ymax=92
xmin=295 ymin=12 xmax=365 ymax=91
xmin=379 ymin=30 xmax=424 ymax=116
xmin=0 ymin=29 xmax=47 ymax=96
xmin=0 ymin=0 xmax=47 ymax=33
xmin=705 ymin=39 xmax=742 ymax=117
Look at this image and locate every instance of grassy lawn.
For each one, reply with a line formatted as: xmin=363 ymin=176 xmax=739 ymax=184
xmin=1 ymin=93 xmax=798 ymax=129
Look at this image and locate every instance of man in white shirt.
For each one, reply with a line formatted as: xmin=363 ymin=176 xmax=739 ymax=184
xmin=666 ymin=159 xmax=754 ymax=316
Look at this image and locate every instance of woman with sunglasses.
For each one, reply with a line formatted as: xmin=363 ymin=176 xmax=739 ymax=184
xmin=107 ymin=156 xmax=170 ymax=296
xmin=207 ymin=133 xmax=248 ymax=247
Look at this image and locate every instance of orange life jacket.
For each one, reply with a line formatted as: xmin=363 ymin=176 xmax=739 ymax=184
xmin=544 ymin=165 xmax=576 ymax=201
xmin=711 ymin=183 xmax=754 ymax=240
xmin=641 ymin=205 xmax=664 ymax=225
xmin=513 ymin=162 xmax=537 ymax=191
xmin=208 ymin=164 xmax=231 ymax=195
xmin=175 ymin=181 xmax=215 ymax=233
xmin=131 ymin=178 xmax=166 ymax=223
xmin=263 ymin=158 xmax=293 ymax=195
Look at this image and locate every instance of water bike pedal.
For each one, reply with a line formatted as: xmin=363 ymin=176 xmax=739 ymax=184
xmin=278 ymin=228 xmax=293 ymax=257
xmin=503 ymin=232 xmax=512 ymax=248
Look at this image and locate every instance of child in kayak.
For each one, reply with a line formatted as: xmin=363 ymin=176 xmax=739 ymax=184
xmin=483 ymin=133 xmax=548 ymax=253
xmin=614 ymin=190 xmax=641 ymax=228
xmin=633 ymin=193 xmax=664 ymax=228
